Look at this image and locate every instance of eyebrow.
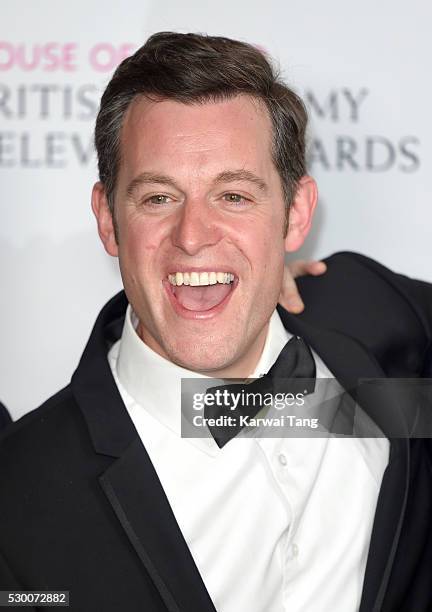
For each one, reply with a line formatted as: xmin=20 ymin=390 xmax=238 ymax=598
xmin=126 ymin=172 xmax=180 ymax=199
xmin=125 ymin=168 xmax=268 ymax=199
xmin=213 ymin=169 xmax=268 ymax=192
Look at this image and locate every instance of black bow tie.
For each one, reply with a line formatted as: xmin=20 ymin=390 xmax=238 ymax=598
xmin=204 ymin=336 xmax=316 ymax=448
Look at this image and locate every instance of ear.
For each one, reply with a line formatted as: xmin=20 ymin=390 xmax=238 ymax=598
xmin=91 ymin=182 xmax=119 ymax=257
xmin=284 ymin=175 xmax=318 ymax=252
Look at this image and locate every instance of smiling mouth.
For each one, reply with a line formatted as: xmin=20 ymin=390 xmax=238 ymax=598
xmin=167 ymin=270 xmax=236 ymax=312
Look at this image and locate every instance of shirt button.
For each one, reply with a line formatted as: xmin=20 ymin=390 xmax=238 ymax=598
xmin=292 ymin=543 xmax=299 ymax=557
xmin=278 ymin=453 xmax=288 ymax=466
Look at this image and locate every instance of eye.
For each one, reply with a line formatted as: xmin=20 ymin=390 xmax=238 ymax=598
xmin=144 ymin=194 xmax=171 ymax=206
xmin=223 ymin=193 xmax=250 ymax=205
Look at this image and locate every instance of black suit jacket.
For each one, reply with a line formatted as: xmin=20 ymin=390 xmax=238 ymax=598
xmin=0 ymin=402 xmax=11 ymax=431
xmin=1 ymin=252 xmax=432 ymax=612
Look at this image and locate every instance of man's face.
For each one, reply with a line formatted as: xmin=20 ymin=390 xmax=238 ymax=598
xmin=94 ymin=95 xmax=314 ymax=376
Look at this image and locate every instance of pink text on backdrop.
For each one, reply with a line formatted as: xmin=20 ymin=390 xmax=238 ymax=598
xmin=0 ymin=42 xmax=78 ymax=71
xmin=88 ymin=43 xmax=136 ymax=71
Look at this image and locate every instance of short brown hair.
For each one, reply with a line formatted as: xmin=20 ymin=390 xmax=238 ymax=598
xmin=95 ymin=31 xmax=308 ymax=214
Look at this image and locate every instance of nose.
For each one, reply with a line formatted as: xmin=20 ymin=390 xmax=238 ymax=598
xmin=171 ymin=199 xmax=223 ymax=255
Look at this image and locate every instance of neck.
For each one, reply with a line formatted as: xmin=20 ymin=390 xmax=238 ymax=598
xmin=136 ymin=321 xmax=270 ymax=380
xmin=195 ymin=324 xmax=269 ymax=379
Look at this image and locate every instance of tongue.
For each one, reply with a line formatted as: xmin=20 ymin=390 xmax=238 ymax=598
xmin=174 ymin=284 xmax=232 ymax=311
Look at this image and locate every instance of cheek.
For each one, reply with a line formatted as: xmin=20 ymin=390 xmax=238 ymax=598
xmin=118 ymin=217 xmax=163 ymax=266
xmin=243 ymin=220 xmax=285 ymax=271
xmin=116 ymin=227 xmax=165 ymax=300
xmin=253 ymin=235 xmax=285 ymax=302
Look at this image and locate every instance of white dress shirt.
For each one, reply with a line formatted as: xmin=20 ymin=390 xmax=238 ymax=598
xmin=107 ymin=306 xmax=389 ymax=612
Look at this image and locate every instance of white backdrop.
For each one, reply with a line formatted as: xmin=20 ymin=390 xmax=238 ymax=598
xmin=1 ymin=0 xmax=430 ymax=419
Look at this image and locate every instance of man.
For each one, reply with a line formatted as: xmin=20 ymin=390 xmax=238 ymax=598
xmin=0 ymin=32 xmax=431 ymax=612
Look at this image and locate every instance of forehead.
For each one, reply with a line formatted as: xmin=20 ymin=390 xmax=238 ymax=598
xmin=119 ymin=94 xmax=274 ymax=176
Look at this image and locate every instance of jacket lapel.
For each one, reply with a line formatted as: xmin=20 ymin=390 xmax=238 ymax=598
xmin=71 ymin=292 xmax=216 ymax=612
xmin=99 ymin=439 xmax=217 ymax=612
xmin=277 ymin=306 xmax=410 ymax=612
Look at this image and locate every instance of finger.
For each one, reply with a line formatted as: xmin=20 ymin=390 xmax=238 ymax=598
xmin=288 ymin=259 xmax=327 ymax=279
xmin=287 ymin=259 xmax=308 ymax=279
xmin=279 ymin=267 xmax=305 ymax=313
xmin=307 ymin=261 xmax=327 ymax=276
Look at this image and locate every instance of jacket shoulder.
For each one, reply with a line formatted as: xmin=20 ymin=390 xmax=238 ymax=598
xmin=0 ymin=386 xmax=75 ymax=444
xmin=298 ymin=250 xmax=432 ymax=331
xmin=295 ymin=251 xmax=432 ymax=375
xmin=0 ymin=386 xmax=94 ymax=479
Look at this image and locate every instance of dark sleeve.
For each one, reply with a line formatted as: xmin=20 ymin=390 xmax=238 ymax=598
xmin=337 ymin=251 xmax=432 ymax=339
xmin=0 ymin=550 xmax=24 ymax=589
xmin=0 ymin=403 xmax=12 ymax=432
xmin=0 ymin=551 xmax=37 ymax=611
xmin=295 ymin=251 xmax=432 ymax=377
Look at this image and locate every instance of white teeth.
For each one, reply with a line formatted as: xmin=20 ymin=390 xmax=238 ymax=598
xmin=168 ymin=271 xmax=235 ymax=286
xmin=190 ymin=272 xmax=200 ymax=286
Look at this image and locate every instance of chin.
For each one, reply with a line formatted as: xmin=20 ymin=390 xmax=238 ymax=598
xmin=166 ymin=339 xmax=238 ymax=375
